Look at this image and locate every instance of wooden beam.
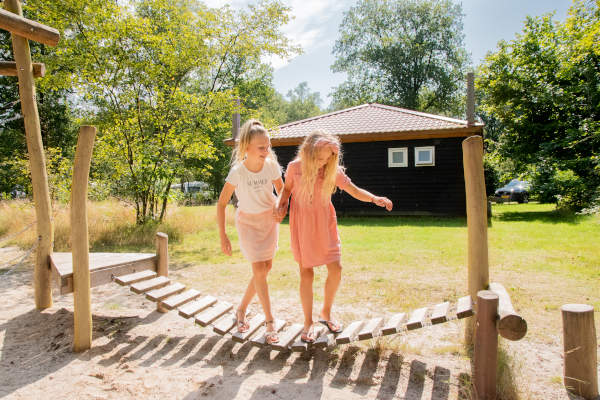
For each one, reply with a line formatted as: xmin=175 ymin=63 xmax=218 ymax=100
xmin=0 ymin=8 xmax=60 ymax=47
xmin=0 ymin=61 xmax=45 ymax=77
xmin=71 ymin=125 xmax=97 ymax=352
xmin=473 ymin=290 xmax=498 ymax=400
xmin=155 ymin=232 xmax=169 ymax=312
xmin=4 ymin=0 xmax=54 ymax=310
xmin=489 ymin=282 xmax=527 ymax=341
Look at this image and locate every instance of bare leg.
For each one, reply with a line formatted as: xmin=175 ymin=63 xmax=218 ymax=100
xmin=252 ymin=260 xmax=274 ymax=322
xmin=299 ymin=265 xmax=315 ymax=330
xmin=319 ymin=261 xmax=342 ymax=322
xmin=238 ymin=276 xmax=256 ymax=314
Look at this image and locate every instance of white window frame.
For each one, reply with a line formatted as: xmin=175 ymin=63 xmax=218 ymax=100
xmin=414 ymin=146 xmax=435 ymax=166
xmin=388 ymin=147 xmax=408 ymax=167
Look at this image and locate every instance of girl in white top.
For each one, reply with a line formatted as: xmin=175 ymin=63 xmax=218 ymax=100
xmin=217 ymin=119 xmax=283 ymax=344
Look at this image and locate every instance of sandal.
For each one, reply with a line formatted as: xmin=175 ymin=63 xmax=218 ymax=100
xmin=236 ymin=309 xmax=249 ymax=333
xmin=264 ymin=320 xmax=279 ymax=344
xmin=300 ymin=325 xmax=316 ymax=343
xmin=318 ymin=318 xmax=343 ymax=334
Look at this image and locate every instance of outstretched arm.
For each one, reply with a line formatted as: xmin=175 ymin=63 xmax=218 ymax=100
xmin=217 ymin=182 xmax=236 ymax=256
xmin=344 ymin=181 xmax=393 ymax=211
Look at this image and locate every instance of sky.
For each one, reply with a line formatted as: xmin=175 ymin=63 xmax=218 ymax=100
xmin=205 ymin=0 xmax=573 ymax=107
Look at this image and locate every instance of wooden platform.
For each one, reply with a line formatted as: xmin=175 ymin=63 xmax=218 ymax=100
xmin=50 ymin=252 xmax=157 ymax=295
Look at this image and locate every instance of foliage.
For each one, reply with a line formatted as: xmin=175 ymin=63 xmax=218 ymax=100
xmin=330 ymin=0 xmax=469 ymax=115
xmin=477 ymin=0 xmax=600 ymax=211
xmin=20 ymin=0 xmax=297 ymax=224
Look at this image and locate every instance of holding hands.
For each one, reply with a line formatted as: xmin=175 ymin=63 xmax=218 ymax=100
xmin=273 ymin=199 xmax=288 ymax=222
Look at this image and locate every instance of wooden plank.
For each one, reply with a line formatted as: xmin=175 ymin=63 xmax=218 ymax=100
xmin=406 ymin=307 xmax=428 ymax=330
xmin=430 ymin=301 xmax=450 ymax=325
xmin=145 ymin=282 xmax=185 ymax=302
xmin=161 ymin=289 xmax=201 ymax=310
xmin=456 ymin=295 xmax=474 ymax=319
xmin=336 ymin=321 xmax=365 ymax=344
xmin=50 ymin=252 xmax=156 ymax=278
xmin=270 ymin=323 xmax=303 ymax=351
xmin=357 ymin=317 xmax=384 ymax=341
xmin=313 ymin=333 xmax=335 ymax=349
xmin=250 ymin=319 xmax=286 ymax=347
xmin=178 ymin=296 xmax=217 ymax=319
xmin=130 ymin=276 xmax=169 ymax=294
xmin=213 ymin=311 xmax=244 ymax=336
xmin=0 ymin=7 xmax=60 ymax=46
xmin=381 ymin=313 xmax=407 ymax=336
xmin=195 ymin=302 xmax=232 ymax=327
xmin=231 ymin=314 xmax=265 ymax=343
xmin=0 ymin=61 xmax=45 ymax=77
xmin=114 ymin=270 xmax=157 ymax=286
xmin=291 ymin=325 xmax=325 ymax=352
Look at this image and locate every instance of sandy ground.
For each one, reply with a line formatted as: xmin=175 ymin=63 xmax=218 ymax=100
xmin=0 ymin=248 xmax=585 ymax=400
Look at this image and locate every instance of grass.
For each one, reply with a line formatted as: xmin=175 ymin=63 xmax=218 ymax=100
xmin=1 ymin=199 xmax=599 ymax=342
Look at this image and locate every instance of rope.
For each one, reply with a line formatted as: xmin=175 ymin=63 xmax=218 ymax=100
xmin=0 ymin=239 xmax=38 ymax=276
xmin=0 ymin=220 xmax=36 ymax=246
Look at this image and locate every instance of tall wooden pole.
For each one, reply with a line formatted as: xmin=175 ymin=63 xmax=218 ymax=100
xmin=71 ymin=126 xmax=96 ymax=352
xmin=473 ymin=290 xmax=498 ymax=400
xmin=561 ymin=304 xmax=598 ymax=399
xmin=5 ymin=0 xmax=54 ymax=309
xmin=155 ymin=232 xmax=169 ymax=313
xmin=462 ymin=135 xmax=489 ymax=344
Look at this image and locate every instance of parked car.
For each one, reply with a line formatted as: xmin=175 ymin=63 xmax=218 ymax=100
xmin=494 ymin=179 xmax=531 ymax=203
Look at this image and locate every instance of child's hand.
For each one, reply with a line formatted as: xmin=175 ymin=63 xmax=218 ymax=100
xmin=274 ymin=200 xmax=288 ymax=222
xmin=220 ymin=235 xmax=232 ymax=256
xmin=373 ymin=196 xmax=393 ymax=211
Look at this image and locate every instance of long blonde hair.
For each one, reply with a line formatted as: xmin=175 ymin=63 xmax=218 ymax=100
xmin=231 ymin=119 xmax=278 ymax=166
xmin=295 ymin=130 xmax=343 ymax=203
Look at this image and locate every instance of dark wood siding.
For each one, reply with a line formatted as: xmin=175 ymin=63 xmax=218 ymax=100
xmin=273 ymin=137 xmax=466 ymax=216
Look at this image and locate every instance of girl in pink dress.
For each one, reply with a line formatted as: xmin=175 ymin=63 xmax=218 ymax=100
xmin=217 ymin=119 xmax=283 ymax=344
xmin=275 ymin=130 xmax=393 ymax=342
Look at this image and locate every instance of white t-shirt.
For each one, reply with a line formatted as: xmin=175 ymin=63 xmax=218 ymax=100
xmin=226 ymin=159 xmax=282 ymax=214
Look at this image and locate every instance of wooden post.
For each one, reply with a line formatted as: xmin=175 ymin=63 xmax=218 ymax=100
xmin=0 ymin=61 xmax=45 ymax=77
xmin=4 ymin=0 xmax=54 ymax=310
xmin=489 ymin=282 xmax=527 ymax=341
xmin=156 ymin=232 xmax=169 ymax=313
xmin=71 ymin=126 xmax=96 ymax=352
xmin=462 ymin=135 xmax=489 ymax=344
xmin=466 ymin=72 xmax=475 ymax=126
xmin=0 ymin=8 xmax=60 ymax=46
xmin=561 ymin=304 xmax=598 ymax=399
xmin=473 ymin=290 xmax=498 ymax=400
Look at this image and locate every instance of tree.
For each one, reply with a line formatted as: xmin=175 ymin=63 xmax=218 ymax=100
xmin=25 ymin=0 xmax=297 ymax=223
xmin=330 ymin=0 xmax=469 ymax=115
xmin=477 ymin=0 xmax=600 ymax=210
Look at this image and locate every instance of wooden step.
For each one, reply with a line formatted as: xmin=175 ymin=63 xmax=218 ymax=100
xmin=406 ymin=307 xmax=428 ymax=330
xmin=313 ymin=332 xmax=335 ymax=349
xmin=213 ymin=311 xmax=243 ymax=336
xmin=291 ymin=325 xmax=325 ymax=352
xmin=381 ymin=313 xmax=407 ymax=336
xmin=357 ymin=317 xmax=384 ymax=341
xmin=336 ymin=321 xmax=365 ymax=344
xmin=130 ymin=276 xmax=170 ymax=294
xmin=114 ymin=270 xmax=156 ymax=286
xmin=456 ymin=295 xmax=474 ymax=319
xmin=178 ymin=295 xmax=217 ymax=319
xmin=250 ymin=319 xmax=286 ymax=347
xmin=161 ymin=289 xmax=201 ymax=310
xmin=146 ymin=282 xmax=186 ymax=302
xmin=430 ymin=301 xmax=450 ymax=324
xmin=231 ymin=314 xmax=265 ymax=343
xmin=195 ymin=302 xmax=232 ymax=327
xmin=270 ymin=323 xmax=303 ymax=351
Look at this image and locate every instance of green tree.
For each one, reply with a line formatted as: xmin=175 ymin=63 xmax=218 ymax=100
xmin=330 ymin=0 xmax=469 ymax=115
xmin=25 ymin=0 xmax=297 ymax=223
xmin=477 ymin=0 xmax=600 ymax=210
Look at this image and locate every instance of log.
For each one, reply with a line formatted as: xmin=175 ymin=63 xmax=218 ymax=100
xmin=561 ymin=304 xmax=598 ymax=399
xmin=462 ymin=135 xmax=489 ymax=344
xmin=0 ymin=61 xmax=45 ymax=77
xmin=489 ymin=282 xmax=527 ymax=341
xmin=0 ymin=8 xmax=60 ymax=46
xmin=155 ymin=232 xmax=169 ymax=313
xmin=5 ymin=0 xmax=53 ymax=310
xmin=70 ymin=126 xmax=96 ymax=352
xmin=473 ymin=290 xmax=498 ymax=400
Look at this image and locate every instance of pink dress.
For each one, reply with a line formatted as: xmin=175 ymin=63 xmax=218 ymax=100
xmin=285 ymin=159 xmax=352 ymax=268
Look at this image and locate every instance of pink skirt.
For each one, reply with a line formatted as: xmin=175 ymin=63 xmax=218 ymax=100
xmin=235 ymin=209 xmax=279 ymax=263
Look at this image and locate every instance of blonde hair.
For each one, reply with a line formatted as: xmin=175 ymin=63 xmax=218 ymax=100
xmin=231 ymin=119 xmax=278 ymax=166
xmin=295 ymin=130 xmax=343 ymax=203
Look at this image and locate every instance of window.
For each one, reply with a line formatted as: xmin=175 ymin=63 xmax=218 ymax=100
xmin=388 ymin=147 xmax=408 ymax=167
xmin=415 ymin=146 xmax=435 ymax=166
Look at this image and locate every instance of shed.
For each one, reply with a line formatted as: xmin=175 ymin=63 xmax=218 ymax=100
xmin=227 ymin=103 xmax=483 ymax=216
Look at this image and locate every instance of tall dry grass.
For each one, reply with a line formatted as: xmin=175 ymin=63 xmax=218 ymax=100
xmin=0 ymin=199 xmax=212 ymax=252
